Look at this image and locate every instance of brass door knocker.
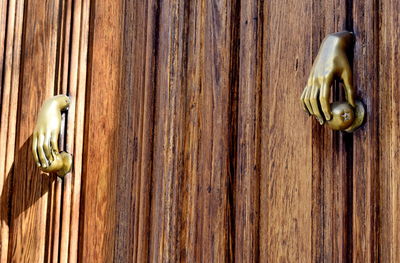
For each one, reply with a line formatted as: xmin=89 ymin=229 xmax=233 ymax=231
xmin=300 ymin=31 xmax=365 ymax=132
xmin=32 ymin=95 xmax=72 ymax=176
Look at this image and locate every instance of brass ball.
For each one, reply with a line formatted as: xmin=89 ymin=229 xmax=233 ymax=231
xmin=326 ymin=102 xmax=355 ymax=130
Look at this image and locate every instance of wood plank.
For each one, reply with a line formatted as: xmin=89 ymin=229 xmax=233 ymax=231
xmin=0 ymin=0 xmax=25 ymax=262
xmin=65 ymin=0 xmax=91 ymax=262
xmin=57 ymin=0 xmax=90 ymax=262
xmin=78 ymin=0 xmax=123 ymax=261
xmin=234 ymin=0 xmax=262 ymax=261
xmin=46 ymin=177 xmax=62 ymax=263
xmin=0 ymin=0 xmax=7 ymax=94
xmin=194 ymin=0 xmax=237 ymax=260
xmin=77 ymin=0 xmax=177 ymax=262
xmin=72 ymin=0 xmax=389 ymax=261
xmin=310 ymin=1 xmax=353 ymax=261
xmin=260 ymin=0 xmax=313 ymax=261
xmin=8 ymin=0 xmax=62 ymax=261
xmin=146 ymin=0 xmax=237 ymax=261
xmin=113 ymin=0 xmax=155 ymax=261
xmin=177 ymin=1 xmax=205 ymax=261
xmin=46 ymin=0 xmax=73 ymax=261
xmin=176 ymin=0 xmax=223 ymax=261
xmin=129 ymin=0 xmax=158 ymax=262
xmin=351 ymin=0 xmax=380 ymax=261
xmin=379 ymin=0 xmax=400 ymax=261
xmin=148 ymin=0 xmax=187 ymax=260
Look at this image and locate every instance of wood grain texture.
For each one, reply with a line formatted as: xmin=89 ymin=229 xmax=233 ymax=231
xmin=78 ymin=0 xmax=123 ymax=261
xmin=46 ymin=0 xmax=73 ymax=261
xmin=75 ymin=0 xmax=395 ymax=261
xmin=80 ymin=0 xmax=239 ymax=261
xmin=0 ymin=0 xmax=7 ymax=94
xmin=8 ymin=0 xmax=61 ymax=261
xmin=234 ymin=0 xmax=262 ymax=261
xmin=0 ymin=0 xmax=25 ymax=261
xmin=2 ymin=0 xmax=400 ymax=261
xmin=352 ymin=0 xmax=380 ymax=261
xmin=379 ymin=0 xmax=400 ymax=261
xmin=58 ymin=0 xmax=90 ymax=262
xmin=113 ymin=0 xmax=156 ymax=261
xmin=149 ymin=0 xmax=236 ymax=261
xmin=0 ymin=0 xmax=90 ymax=261
xmin=310 ymin=1 xmax=353 ymax=261
xmin=260 ymin=0 xmax=314 ymax=261
xmin=128 ymin=1 xmax=158 ymax=262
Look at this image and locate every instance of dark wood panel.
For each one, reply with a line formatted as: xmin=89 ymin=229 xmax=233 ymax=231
xmin=310 ymin=1 xmax=353 ymax=261
xmin=352 ymin=0 xmax=380 ymax=261
xmin=234 ymin=0 xmax=262 ymax=261
xmin=188 ymin=0 xmax=238 ymax=260
xmin=113 ymin=0 xmax=156 ymax=262
xmin=379 ymin=0 xmax=400 ymax=261
xmin=147 ymin=0 xmax=188 ymax=260
xmin=148 ymin=0 xmax=238 ymax=261
xmin=260 ymin=0 xmax=314 ymax=261
xmin=81 ymin=0 xmax=381 ymax=262
xmin=81 ymin=0 xmax=239 ymax=261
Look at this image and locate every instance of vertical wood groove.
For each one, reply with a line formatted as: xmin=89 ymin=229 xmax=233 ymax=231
xmin=234 ymin=0 xmax=262 ymax=261
xmin=352 ymin=0 xmax=380 ymax=260
xmin=310 ymin=1 xmax=353 ymax=261
xmin=0 ymin=0 xmax=25 ymax=261
xmin=0 ymin=0 xmax=90 ymax=261
xmin=261 ymin=0 xmax=313 ymax=261
xmin=378 ymin=0 xmax=400 ymax=261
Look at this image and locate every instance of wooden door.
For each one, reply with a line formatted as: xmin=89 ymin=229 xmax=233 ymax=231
xmin=0 ymin=0 xmax=399 ymax=262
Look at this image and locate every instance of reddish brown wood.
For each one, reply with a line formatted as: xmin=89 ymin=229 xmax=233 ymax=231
xmin=0 ymin=0 xmax=7 ymax=91
xmin=54 ymin=0 xmax=91 ymax=262
xmin=78 ymin=0 xmax=123 ymax=261
xmin=80 ymin=0 xmax=239 ymax=261
xmin=149 ymin=0 xmax=236 ymax=261
xmin=310 ymin=1 xmax=353 ymax=261
xmin=234 ymin=0 xmax=262 ymax=261
xmin=260 ymin=0 xmax=314 ymax=261
xmin=352 ymin=0 xmax=380 ymax=261
xmin=378 ymin=0 xmax=400 ymax=261
xmin=0 ymin=0 xmax=24 ymax=261
xmin=8 ymin=0 xmax=62 ymax=261
xmin=1 ymin=0 xmax=400 ymax=262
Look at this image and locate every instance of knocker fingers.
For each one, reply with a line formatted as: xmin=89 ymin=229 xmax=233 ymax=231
xmin=32 ymin=133 xmax=40 ymax=167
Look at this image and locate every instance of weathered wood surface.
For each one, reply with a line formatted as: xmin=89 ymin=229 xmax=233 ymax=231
xmin=260 ymin=0 xmax=313 ymax=261
xmin=310 ymin=1 xmax=353 ymax=261
xmin=8 ymin=0 xmax=62 ymax=261
xmin=0 ymin=0 xmax=400 ymax=262
xmin=378 ymin=0 xmax=400 ymax=261
xmin=352 ymin=0 xmax=380 ymax=261
xmin=0 ymin=0 xmax=24 ymax=261
xmin=0 ymin=0 xmax=89 ymax=262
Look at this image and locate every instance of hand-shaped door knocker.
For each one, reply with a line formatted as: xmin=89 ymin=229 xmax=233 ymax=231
xmin=32 ymin=95 xmax=72 ymax=177
xmin=300 ymin=31 xmax=365 ymax=132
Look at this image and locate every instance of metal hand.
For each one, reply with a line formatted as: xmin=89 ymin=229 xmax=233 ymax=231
xmin=300 ymin=31 xmax=355 ymax=124
xmin=32 ymin=95 xmax=71 ymax=173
